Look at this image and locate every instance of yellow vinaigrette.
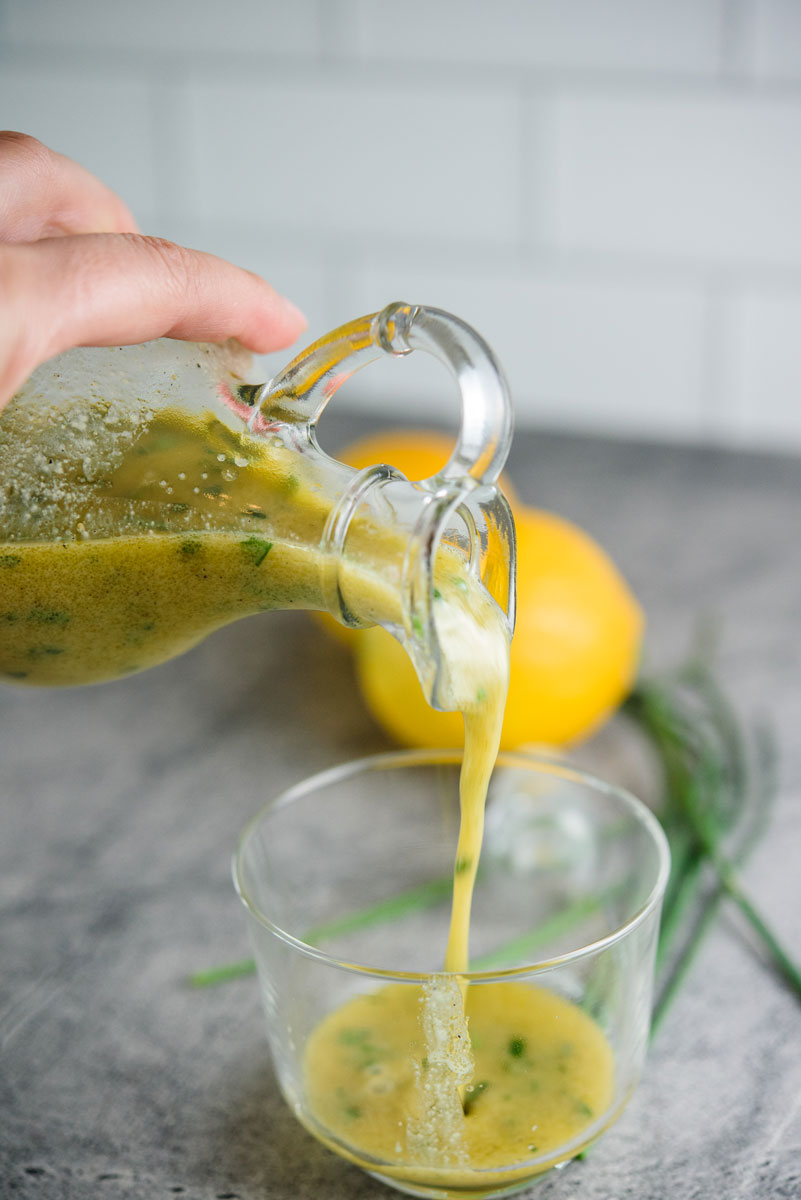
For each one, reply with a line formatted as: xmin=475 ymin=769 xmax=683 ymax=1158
xmin=0 ymin=408 xmax=403 ymax=686
xmin=304 ymin=982 xmax=614 ymax=1176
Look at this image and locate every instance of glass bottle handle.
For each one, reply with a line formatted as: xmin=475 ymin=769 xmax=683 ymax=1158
xmin=249 ymin=301 xmax=513 ymax=491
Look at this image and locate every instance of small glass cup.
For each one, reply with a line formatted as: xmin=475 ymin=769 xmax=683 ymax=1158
xmin=233 ymin=750 xmax=669 ymax=1199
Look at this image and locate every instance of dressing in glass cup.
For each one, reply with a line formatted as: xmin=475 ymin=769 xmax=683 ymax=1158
xmin=234 ymin=750 xmax=669 ymax=1199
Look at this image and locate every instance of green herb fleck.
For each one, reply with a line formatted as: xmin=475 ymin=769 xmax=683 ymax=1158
xmin=28 ymin=609 xmax=70 ymax=626
xmin=205 ymin=417 xmax=243 ymax=453
xmin=140 ymin=429 xmax=181 ymax=454
xmin=180 ymin=539 xmax=202 ymax=557
xmin=344 ymin=1105 xmax=362 ymax=1119
xmin=476 ymin=686 xmax=487 ymax=704
xmin=421 ymin=1057 xmax=428 ymax=1070
xmin=240 ymin=536 xmax=272 ymax=567
xmin=338 ymin=1028 xmax=371 ymax=1047
xmin=27 ymin=645 xmax=65 ymax=658
xmin=576 ymin=1100 xmax=594 ymax=1118
xmin=433 ymin=587 xmax=442 ymax=600
xmin=337 ymin=1026 xmax=381 ymax=1065
xmin=527 ymin=1144 xmax=539 ymax=1154
xmin=411 ymin=614 xmax=424 ymax=638
xmin=235 ymin=383 xmax=260 ymax=406
xmin=279 ymin=473 xmax=300 ymax=495
xmin=169 ymin=502 xmax=189 ymax=514
xmin=508 ymin=1037 xmax=526 ymax=1059
xmin=462 ymin=1080 xmax=490 ymax=1115
xmin=0 ymin=554 xmax=21 ymax=568
xmin=455 ymin=856 xmax=472 ymax=875
xmin=5 ymin=670 xmax=28 ymax=679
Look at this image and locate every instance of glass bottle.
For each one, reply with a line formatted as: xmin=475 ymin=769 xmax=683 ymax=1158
xmin=0 ymin=302 xmax=516 ymax=706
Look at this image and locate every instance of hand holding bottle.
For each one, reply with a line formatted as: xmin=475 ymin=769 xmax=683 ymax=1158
xmin=0 ymin=131 xmax=306 ymax=411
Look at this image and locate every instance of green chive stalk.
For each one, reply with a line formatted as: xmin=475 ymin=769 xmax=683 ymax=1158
xmin=190 ymin=648 xmax=799 ymax=1028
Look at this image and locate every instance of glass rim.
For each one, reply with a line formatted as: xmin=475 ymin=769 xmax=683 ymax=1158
xmin=232 ymin=747 xmax=671 ymax=983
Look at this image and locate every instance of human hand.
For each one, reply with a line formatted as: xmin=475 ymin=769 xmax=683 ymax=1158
xmin=0 ymin=132 xmax=307 ymax=410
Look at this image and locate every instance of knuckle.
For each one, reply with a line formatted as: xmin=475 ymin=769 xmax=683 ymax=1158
xmin=139 ymin=235 xmax=197 ymax=297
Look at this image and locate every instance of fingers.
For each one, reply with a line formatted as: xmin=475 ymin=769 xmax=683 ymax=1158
xmin=0 ymin=233 xmax=307 ymax=408
xmin=0 ymin=131 xmax=138 ymax=242
xmin=0 ymin=135 xmax=308 ymax=411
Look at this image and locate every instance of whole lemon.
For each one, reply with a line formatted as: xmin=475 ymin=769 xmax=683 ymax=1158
xmin=352 ymin=504 xmax=643 ymax=749
xmin=331 ymin=427 xmax=519 ymax=506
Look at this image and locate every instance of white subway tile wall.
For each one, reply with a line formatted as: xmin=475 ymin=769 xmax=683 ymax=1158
xmin=753 ymin=0 xmax=801 ymax=80
xmin=2 ymin=0 xmax=323 ymax=57
xmin=0 ymin=63 xmax=158 ymax=217
xmin=346 ymin=0 xmax=727 ymax=75
xmin=546 ymin=90 xmax=801 ymax=266
xmin=1 ymin=0 xmax=799 ymax=450
xmin=185 ymin=78 xmax=521 ymax=242
xmin=722 ymin=290 xmax=801 ymax=441
xmin=341 ymin=261 xmax=710 ymax=440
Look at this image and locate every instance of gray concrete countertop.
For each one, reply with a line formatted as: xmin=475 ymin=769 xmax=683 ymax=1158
xmin=2 ymin=423 xmax=800 ymax=1199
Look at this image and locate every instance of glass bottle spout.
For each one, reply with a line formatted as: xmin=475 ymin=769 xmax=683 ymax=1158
xmin=248 ymin=302 xmax=518 ymax=711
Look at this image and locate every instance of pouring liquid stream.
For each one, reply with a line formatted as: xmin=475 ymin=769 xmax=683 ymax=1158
xmin=303 ymin=583 xmax=615 ymax=1180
